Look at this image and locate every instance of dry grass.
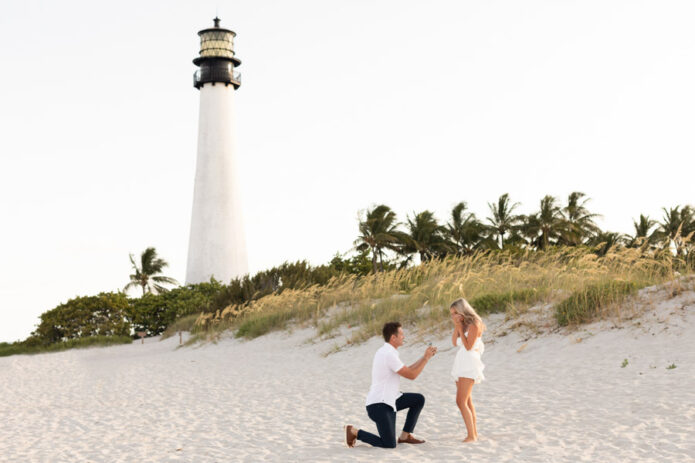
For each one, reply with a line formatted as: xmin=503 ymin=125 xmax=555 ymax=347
xmin=191 ymin=247 xmax=688 ymax=345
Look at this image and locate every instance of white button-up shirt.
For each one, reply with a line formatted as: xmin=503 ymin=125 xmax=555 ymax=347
xmin=365 ymin=343 xmax=405 ymax=411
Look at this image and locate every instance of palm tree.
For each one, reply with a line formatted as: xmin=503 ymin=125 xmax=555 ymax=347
xmin=124 ymin=247 xmax=179 ymax=295
xmin=587 ymin=231 xmax=625 ymax=257
xmin=524 ymin=195 xmax=564 ymax=250
xmin=403 ymin=210 xmax=453 ymax=263
xmin=659 ymin=207 xmax=681 ymax=238
xmin=500 ymin=227 xmax=528 ymax=249
xmin=627 ymin=214 xmax=657 ymax=248
xmin=559 ymin=192 xmax=602 ymax=246
xmin=445 ymin=202 xmax=489 ymax=255
xmin=657 ymin=206 xmax=695 ymax=257
xmin=354 ymin=205 xmax=406 ymax=273
xmin=486 ymin=193 xmax=521 ymax=249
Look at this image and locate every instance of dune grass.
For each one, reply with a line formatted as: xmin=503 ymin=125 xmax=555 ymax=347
xmin=555 ymin=280 xmax=641 ymax=326
xmin=0 ymin=335 xmax=133 ymax=358
xmin=190 ymin=247 xmax=687 ymax=345
xmin=470 ymin=288 xmax=545 ymax=314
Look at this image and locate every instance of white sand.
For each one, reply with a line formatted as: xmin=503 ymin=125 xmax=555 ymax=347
xmin=2 ymin=287 xmax=694 ymax=462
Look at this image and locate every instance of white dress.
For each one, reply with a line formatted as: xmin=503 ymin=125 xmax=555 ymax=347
xmin=451 ymin=334 xmax=485 ymax=383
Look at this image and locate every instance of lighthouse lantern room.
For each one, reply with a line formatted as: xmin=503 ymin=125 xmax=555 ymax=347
xmin=192 ymin=17 xmax=241 ymax=89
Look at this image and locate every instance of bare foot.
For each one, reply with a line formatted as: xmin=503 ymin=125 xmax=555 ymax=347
xmin=463 ymin=436 xmax=477 ymax=443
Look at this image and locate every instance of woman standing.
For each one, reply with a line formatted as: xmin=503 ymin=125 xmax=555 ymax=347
xmin=450 ymin=298 xmax=486 ymax=442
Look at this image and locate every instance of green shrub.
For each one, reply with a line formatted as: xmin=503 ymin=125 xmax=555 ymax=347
xmin=470 ymin=289 xmax=542 ymax=314
xmin=127 ymin=280 xmax=223 ymax=336
xmin=0 ymin=342 xmax=24 ymax=357
xmin=31 ymin=292 xmax=131 ymax=344
xmin=329 ymin=250 xmax=373 ymax=277
xmin=555 ymin=280 xmax=639 ymax=326
xmin=127 ymin=293 xmax=177 ymax=336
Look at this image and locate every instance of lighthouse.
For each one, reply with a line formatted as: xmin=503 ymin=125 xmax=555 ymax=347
xmin=186 ymin=17 xmax=248 ymax=284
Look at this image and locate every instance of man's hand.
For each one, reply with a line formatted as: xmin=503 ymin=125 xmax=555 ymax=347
xmin=399 ymin=346 xmax=438 ymax=380
xmin=424 ymin=346 xmax=437 ymax=360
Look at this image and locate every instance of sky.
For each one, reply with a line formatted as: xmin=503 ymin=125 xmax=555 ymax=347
xmin=1 ymin=0 xmax=694 ymax=342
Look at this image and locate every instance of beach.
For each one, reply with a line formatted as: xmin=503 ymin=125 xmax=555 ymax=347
xmin=1 ymin=287 xmax=694 ymax=462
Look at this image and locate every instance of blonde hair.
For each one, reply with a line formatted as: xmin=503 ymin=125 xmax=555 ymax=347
xmin=450 ymin=298 xmax=486 ymax=332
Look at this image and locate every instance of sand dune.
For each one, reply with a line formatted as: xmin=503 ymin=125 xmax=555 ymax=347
xmin=1 ymin=287 xmax=694 ymax=462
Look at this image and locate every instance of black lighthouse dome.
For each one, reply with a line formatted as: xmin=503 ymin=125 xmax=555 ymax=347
xmin=193 ymin=17 xmax=241 ymax=89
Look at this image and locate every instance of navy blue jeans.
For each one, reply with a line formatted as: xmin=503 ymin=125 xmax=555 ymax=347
xmin=356 ymin=393 xmax=425 ymax=448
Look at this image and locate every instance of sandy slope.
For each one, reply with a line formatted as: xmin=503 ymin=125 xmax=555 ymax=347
xmin=1 ymin=288 xmax=694 ymax=462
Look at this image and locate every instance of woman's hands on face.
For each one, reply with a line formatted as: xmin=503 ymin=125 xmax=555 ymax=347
xmin=451 ymin=313 xmax=464 ymax=325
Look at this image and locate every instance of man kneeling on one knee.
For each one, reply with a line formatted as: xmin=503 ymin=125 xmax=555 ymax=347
xmin=344 ymin=321 xmax=437 ymax=448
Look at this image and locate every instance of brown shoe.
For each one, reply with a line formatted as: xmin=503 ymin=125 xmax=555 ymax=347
xmin=398 ymin=434 xmax=425 ymax=444
xmin=344 ymin=425 xmax=357 ymax=448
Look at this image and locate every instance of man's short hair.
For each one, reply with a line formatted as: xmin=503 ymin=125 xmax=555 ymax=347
xmin=382 ymin=322 xmax=401 ymax=343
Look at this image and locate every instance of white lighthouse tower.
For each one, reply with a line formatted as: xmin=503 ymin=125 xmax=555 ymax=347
xmin=186 ymin=17 xmax=248 ymax=284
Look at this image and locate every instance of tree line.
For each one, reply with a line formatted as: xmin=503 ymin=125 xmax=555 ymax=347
xmin=354 ymin=192 xmax=694 ymax=272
